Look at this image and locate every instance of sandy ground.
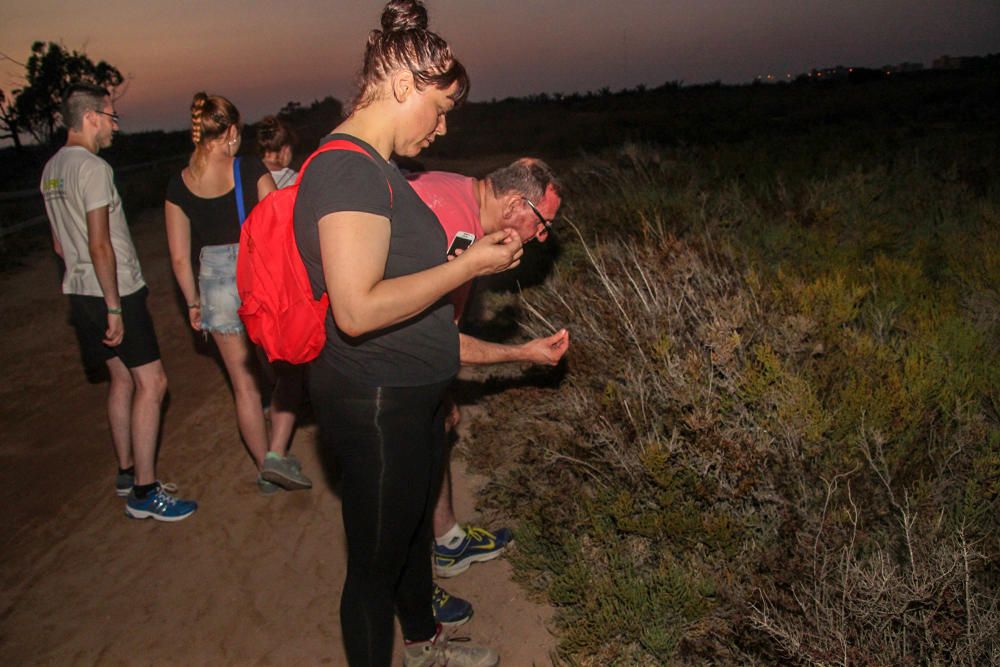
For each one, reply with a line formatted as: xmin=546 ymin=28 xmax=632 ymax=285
xmin=0 ymin=210 xmax=556 ymax=666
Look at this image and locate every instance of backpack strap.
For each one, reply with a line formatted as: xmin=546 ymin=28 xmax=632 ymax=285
xmin=233 ymin=157 xmax=247 ymax=225
xmin=296 ymin=138 xmax=394 ymax=209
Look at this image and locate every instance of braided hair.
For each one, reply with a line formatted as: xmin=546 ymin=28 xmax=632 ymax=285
xmin=188 ymin=92 xmax=241 ymax=176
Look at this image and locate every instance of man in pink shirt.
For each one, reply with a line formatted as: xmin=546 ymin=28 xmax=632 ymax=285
xmin=407 ymin=158 xmax=569 ymax=621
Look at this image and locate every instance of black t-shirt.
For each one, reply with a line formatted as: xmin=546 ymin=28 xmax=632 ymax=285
xmin=165 ymin=157 xmax=269 ymax=269
xmin=293 ymin=134 xmax=458 ymax=387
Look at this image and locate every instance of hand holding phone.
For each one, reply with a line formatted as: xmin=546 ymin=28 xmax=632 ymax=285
xmin=447 ymin=231 xmax=476 ymax=257
xmin=463 ymin=228 xmax=523 ymax=275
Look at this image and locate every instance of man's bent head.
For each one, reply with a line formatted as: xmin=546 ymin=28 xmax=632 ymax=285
xmin=486 ymin=158 xmax=563 ymax=243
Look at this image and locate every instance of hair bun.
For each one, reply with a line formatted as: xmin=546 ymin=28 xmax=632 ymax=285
xmin=257 ymin=115 xmax=278 ymax=140
xmin=380 ymin=0 xmax=428 ymax=32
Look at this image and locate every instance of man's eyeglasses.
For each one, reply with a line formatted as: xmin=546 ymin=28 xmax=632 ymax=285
xmin=523 ymin=197 xmax=554 ymax=230
xmin=96 ymin=110 xmax=120 ymax=123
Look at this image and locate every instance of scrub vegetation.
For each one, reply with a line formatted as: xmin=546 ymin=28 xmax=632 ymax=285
xmin=3 ymin=59 xmax=998 ymax=664
xmin=459 ymin=70 xmax=1000 ymax=664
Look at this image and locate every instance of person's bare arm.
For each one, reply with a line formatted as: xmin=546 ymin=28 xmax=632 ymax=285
xmin=86 ymin=205 xmax=123 ymax=346
xmin=164 ymin=201 xmax=202 ymax=331
xmin=318 ymin=211 xmax=523 ymax=337
xmin=51 ymin=227 xmax=64 ymax=258
xmin=257 ymin=171 xmax=277 ymax=200
xmin=459 ymin=328 xmax=570 ymax=366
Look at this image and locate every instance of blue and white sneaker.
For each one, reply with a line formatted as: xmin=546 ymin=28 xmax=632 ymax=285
xmin=432 ymin=584 xmax=473 ymax=627
xmin=125 ymin=482 xmax=197 ymax=522
xmin=433 ymin=525 xmax=513 ymax=578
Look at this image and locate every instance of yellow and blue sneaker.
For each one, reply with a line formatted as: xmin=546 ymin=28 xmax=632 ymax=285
xmin=433 ymin=525 xmax=513 ymax=578
xmin=432 ymin=584 xmax=473 ymax=627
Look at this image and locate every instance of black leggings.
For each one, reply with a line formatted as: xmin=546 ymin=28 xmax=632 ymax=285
xmin=310 ymin=365 xmax=451 ymax=667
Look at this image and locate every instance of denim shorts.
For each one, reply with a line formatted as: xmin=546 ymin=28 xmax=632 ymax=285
xmin=198 ymin=243 xmax=244 ymax=334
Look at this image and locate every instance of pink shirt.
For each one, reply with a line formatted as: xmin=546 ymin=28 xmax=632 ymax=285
xmin=407 ymin=171 xmax=484 ymax=320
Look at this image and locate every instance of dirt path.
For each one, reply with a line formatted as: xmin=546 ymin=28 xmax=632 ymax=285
xmin=0 ymin=211 xmax=556 ymax=666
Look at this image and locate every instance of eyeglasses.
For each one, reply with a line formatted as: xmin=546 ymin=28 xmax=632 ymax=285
xmin=96 ymin=110 xmax=120 ymax=123
xmin=523 ymin=197 xmax=554 ymax=230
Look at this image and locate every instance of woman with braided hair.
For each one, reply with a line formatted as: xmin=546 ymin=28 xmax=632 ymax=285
xmin=165 ymin=93 xmax=310 ymax=495
xmin=293 ymin=1 xmax=519 ymax=664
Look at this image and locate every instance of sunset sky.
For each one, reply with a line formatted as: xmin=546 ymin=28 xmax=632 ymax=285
xmin=2 ymin=0 xmax=999 ymax=134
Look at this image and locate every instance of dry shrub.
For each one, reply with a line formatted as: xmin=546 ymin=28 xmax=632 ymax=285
xmin=464 ymin=143 xmax=999 ymax=664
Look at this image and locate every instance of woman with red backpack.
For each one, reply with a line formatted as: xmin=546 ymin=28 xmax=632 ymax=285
xmin=292 ymin=2 xmax=523 ymax=665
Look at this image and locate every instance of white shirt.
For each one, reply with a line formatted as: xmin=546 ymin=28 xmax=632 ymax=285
xmin=41 ymin=146 xmax=145 ymax=296
xmin=270 ymin=167 xmax=298 ymax=190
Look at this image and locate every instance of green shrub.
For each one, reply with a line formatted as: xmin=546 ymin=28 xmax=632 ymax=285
xmin=464 ymin=137 xmax=999 ymax=664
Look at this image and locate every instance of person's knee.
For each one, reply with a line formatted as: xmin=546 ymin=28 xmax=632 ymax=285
xmin=109 ymin=371 xmax=135 ymax=395
xmin=232 ymin=377 xmax=262 ymax=403
xmin=133 ymin=362 xmax=168 ymax=402
xmin=151 ymin=370 xmax=168 ymax=400
xmin=107 ymin=358 xmax=134 ymax=390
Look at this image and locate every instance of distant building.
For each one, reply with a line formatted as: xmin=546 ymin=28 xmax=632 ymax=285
xmin=933 ymin=55 xmax=973 ymax=70
xmin=760 ymin=54 xmax=983 ymax=85
xmin=810 ymin=66 xmax=850 ymax=80
xmin=752 ymin=72 xmax=794 ymax=84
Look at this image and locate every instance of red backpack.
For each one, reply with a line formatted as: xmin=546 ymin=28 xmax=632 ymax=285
xmin=236 ymin=139 xmax=389 ymax=363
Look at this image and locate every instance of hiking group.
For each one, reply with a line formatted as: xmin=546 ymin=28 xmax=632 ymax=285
xmin=40 ymin=1 xmax=568 ymax=665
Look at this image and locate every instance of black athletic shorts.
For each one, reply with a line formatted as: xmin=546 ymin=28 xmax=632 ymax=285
xmin=69 ymin=286 xmax=161 ymax=372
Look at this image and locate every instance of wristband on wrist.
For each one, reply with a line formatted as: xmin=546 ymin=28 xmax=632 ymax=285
xmin=107 ymin=306 xmax=123 ymax=315
xmin=188 ymin=302 xmax=201 ymax=309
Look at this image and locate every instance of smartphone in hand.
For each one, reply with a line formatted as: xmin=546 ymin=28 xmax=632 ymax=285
xmin=447 ymin=231 xmax=476 ymax=257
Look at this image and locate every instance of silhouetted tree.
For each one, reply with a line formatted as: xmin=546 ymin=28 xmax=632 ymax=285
xmin=278 ymin=101 xmax=303 ymax=116
xmin=272 ymin=96 xmax=343 ymax=150
xmin=0 ymin=89 xmax=22 ymax=151
xmin=12 ymin=41 xmax=124 ymax=146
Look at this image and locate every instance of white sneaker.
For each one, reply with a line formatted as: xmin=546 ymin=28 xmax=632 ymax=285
xmin=403 ymin=628 xmax=499 ymax=667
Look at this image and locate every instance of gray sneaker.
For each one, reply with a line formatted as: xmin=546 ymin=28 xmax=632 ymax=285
xmin=257 ymin=474 xmax=282 ymax=495
xmin=260 ymin=452 xmax=312 ymax=490
xmin=115 ymin=470 xmax=134 ymax=497
xmin=403 ymin=632 xmax=499 ymax=667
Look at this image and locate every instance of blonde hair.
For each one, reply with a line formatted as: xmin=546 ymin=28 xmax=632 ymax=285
xmin=188 ymin=92 xmax=241 ymax=176
xmin=350 ymin=0 xmax=469 ymax=113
